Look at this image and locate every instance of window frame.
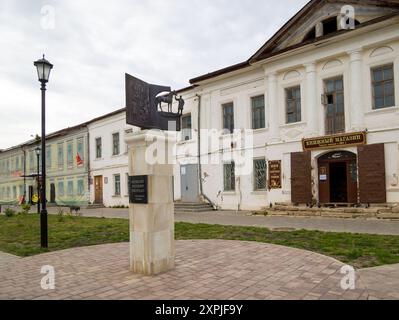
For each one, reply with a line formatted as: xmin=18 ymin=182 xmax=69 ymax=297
xmin=112 ymin=132 xmax=120 ymax=156
xmin=95 ymin=137 xmax=102 ymax=159
xmin=114 ymin=174 xmax=121 ymax=196
xmin=181 ymin=114 xmax=192 ymax=141
xmin=371 ymin=63 xmax=395 ymax=110
xmin=285 ymin=85 xmax=302 ymax=124
xmin=251 ymin=95 xmax=266 ymax=130
xmin=253 ymin=158 xmax=267 ymax=191
xmin=223 ymin=162 xmax=236 ymax=192
xmin=222 ymin=102 xmax=235 ymax=135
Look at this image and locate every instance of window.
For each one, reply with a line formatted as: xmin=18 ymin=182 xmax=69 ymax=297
xmin=251 ymin=95 xmax=265 ymax=129
xmin=303 ymin=27 xmax=316 ymax=42
xmin=12 ymin=186 xmax=17 ymax=199
xmin=114 ymin=174 xmax=121 ymax=196
xmin=222 ymin=103 xmax=234 ymax=134
xmin=46 ymin=146 xmax=51 ymax=169
xmin=95 ymin=138 xmax=102 ymax=159
xmin=67 ymin=142 xmax=73 ymax=166
xmin=15 ymin=156 xmax=19 ymax=171
xmin=57 ymin=143 xmax=64 ymax=168
xmin=181 ymin=114 xmax=192 ymax=141
xmin=58 ymin=181 xmax=64 ymax=197
xmin=372 ymin=64 xmax=395 ymax=109
xmin=67 ymin=181 xmax=73 ymax=196
xmin=223 ymin=162 xmax=235 ymax=191
xmin=19 ymin=185 xmax=23 ymax=196
xmin=112 ymin=133 xmax=120 ymax=156
xmin=324 ymin=77 xmax=345 ymax=135
xmin=77 ymin=138 xmax=84 ymax=165
xmin=253 ymin=159 xmax=267 ymax=191
xmin=77 ymin=180 xmax=84 ymax=195
xmin=286 ymin=86 xmax=302 ymax=124
xmin=322 ymin=17 xmax=338 ymax=36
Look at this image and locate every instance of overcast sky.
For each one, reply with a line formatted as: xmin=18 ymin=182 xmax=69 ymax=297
xmin=0 ymin=0 xmax=309 ymax=149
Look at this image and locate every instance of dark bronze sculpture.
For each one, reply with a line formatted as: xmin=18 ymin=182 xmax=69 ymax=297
xmin=125 ymin=73 xmax=184 ymax=131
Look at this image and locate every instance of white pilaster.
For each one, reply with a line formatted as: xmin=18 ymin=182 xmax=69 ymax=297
xmin=266 ymin=71 xmax=279 ymax=142
xmin=304 ymin=62 xmax=319 ymax=136
xmin=348 ymin=49 xmax=364 ymax=131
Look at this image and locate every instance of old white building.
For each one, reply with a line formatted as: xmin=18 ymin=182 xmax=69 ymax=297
xmin=88 ymin=109 xmax=138 ymax=207
xmin=172 ymin=0 xmax=399 ymax=210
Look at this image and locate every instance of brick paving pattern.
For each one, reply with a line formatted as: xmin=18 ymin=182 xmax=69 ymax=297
xmin=0 ymin=240 xmax=369 ymax=300
xmin=358 ymin=263 xmax=399 ymax=300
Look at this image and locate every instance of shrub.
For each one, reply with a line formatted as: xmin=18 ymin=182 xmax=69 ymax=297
xmin=57 ymin=208 xmax=65 ymax=222
xmin=20 ymin=204 xmax=31 ymax=215
xmin=4 ymin=208 xmax=15 ymax=217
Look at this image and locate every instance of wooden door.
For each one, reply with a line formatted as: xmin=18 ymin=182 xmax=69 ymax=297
xmin=358 ymin=144 xmax=386 ymax=203
xmin=50 ymin=184 xmax=56 ymax=203
xmin=318 ymin=161 xmax=330 ymax=203
xmin=94 ymin=176 xmax=103 ymax=205
xmin=291 ymin=152 xmax=312 ymax=204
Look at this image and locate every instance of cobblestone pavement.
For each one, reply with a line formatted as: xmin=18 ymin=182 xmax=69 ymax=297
xmin=0 ymin=241 xmax=369 ymax=300
xmin=358 ymin=264 xmax=399 ymax=300
xmin=0 ymin=251 xmax=20 ymax=268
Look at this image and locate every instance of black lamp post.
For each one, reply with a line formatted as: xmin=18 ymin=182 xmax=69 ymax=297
xmin=35 ymin=147 xmax=41 ymax=215
xmin=34 ymin=55 xmax=53 ymax=249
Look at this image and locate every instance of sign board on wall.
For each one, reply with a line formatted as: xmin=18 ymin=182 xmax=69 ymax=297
xmin=268 ymin=160 xmax=282 ymax=190
xmin=302 ymin=132 xmax=366 ymax=151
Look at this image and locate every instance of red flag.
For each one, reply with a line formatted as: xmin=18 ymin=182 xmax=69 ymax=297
xmin=76 ymin=153 xmax=84 ymax=166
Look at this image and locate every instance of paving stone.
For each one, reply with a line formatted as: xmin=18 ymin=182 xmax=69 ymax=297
xmin=0 ymin=241 xmax=369 ymax=300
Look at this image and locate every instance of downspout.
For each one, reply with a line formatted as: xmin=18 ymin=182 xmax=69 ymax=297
xmin=22 ymin=147 xmax=26 ymax=203
xmin=196 ymin=94 xmax=217 ymax=210
xmin=86 ymin=130 xmax=90 ymax=207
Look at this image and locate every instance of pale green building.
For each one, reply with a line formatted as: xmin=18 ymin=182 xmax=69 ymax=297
xmin=0 ymin=123 xmax=90 ymax=206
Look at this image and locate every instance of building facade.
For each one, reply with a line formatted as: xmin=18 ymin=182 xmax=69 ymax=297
xmin=173 ymin=0 xmax=399 ymax=210
xmin=88 ymin=109 xmax=138 ymax=207
xmin=0 ymin=125 xmax=90 ymax=206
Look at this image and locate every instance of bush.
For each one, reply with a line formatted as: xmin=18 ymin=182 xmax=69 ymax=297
xmin=20 ymin=204 xmax=31 ymax=215
xmin=57 ymin=208 xmax=65 ymax=222
xmin=4 ymin=208 xmax=16 ymax=217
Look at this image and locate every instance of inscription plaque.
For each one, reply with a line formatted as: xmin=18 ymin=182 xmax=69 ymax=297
xmin=129 ymin=175 xmax=148 ymax=204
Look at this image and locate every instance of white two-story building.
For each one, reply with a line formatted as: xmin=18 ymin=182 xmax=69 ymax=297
xmin=88 ymin=109 xmax=139 ymax=207
xmin=172 ymin=0 xmax=399 ymax=210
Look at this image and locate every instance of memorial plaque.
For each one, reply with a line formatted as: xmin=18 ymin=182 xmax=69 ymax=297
xmin=268 ymin=160 xmax=282 ymax=190
xmin=129 ymin=175 xmax=148 ymax=204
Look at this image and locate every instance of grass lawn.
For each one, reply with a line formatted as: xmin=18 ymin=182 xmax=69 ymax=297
xmin=1 ymin=214 xmax=399 ymax=268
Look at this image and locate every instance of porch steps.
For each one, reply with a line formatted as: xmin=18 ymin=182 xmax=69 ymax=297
xmin=253 ymin=203 xmax=399 ymax=219
xmin=174 ymin=202 xmax=214 ymax=213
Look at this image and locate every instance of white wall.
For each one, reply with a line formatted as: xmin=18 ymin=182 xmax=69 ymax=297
xmin=88 ymin=112 xmax=139 ymax=207
xmin=174 ymin=22 xmax=399 ymax=209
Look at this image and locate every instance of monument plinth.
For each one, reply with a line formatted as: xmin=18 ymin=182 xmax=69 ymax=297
xmin=125 ymin=130 xmax=176 ymax=275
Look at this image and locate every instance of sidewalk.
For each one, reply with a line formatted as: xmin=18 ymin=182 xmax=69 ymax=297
xmin=39 ymin=206 xmax=399 ymax=235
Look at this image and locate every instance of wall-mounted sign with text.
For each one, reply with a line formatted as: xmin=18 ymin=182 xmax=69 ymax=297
xmin=302 ymin=132 xmax=367 ymax=151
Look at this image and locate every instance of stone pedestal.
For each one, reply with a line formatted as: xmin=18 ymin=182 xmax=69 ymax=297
xmin=124 ymin=130 xmax=175 ymax=275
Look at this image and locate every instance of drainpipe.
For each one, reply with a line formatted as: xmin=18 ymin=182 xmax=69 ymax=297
xmin=86 ymin=130 xmax=90 ymax=207
xmin=196 ymin=94 xmax=217 ymax=210
xmin=22 ymin=146 xmax=26 ymax=203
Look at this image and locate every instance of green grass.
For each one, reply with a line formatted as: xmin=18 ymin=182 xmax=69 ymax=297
xmin=1 ymin=214 xmax=399 ymax=268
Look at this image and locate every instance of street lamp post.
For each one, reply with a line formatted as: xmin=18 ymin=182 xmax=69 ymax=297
xmin=35 ymin=147 xmax=41 ymax=215
xmin=34 ymin=55 xmax=53 ymax=249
